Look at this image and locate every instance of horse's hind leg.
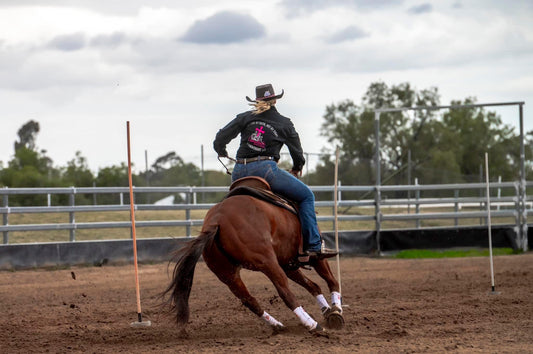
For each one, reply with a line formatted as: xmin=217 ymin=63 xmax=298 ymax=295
xmin=203 ymin=247 xmax=284 ymax=330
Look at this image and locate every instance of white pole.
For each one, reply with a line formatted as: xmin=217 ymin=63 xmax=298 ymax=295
xmin=334 ymin=147 xmax=342 ymax=295
xmin=485 ymin=153 xmax=497 ymax=294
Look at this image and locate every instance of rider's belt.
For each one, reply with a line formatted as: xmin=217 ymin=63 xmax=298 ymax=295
xmin=236 ymin=156 xmax=276 ymax=165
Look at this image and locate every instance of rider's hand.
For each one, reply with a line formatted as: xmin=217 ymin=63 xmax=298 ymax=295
xmin=289 ymin=169 xmax=302 ymax=178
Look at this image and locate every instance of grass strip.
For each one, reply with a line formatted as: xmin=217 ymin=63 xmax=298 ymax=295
xmin=394 ymin=248 xmax=518 ymax=259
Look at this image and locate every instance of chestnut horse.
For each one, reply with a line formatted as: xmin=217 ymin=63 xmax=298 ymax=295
xmin=163 ymin=177 xmax=344 ymax=335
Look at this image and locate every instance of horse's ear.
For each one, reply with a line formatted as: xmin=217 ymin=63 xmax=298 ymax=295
xmin=230 ymin=176 xmax=271 ymax=191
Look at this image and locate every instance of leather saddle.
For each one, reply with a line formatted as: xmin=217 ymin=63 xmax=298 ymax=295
xmin=226 ymin=176 xmax=297 ymax=215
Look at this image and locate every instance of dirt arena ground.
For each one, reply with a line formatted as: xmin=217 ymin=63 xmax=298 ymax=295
xmin=1 ymin=253 xmax=532 ymax=353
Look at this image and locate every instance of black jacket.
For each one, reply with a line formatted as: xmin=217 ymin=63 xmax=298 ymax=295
xmin=213 ymin=106 xmax=305 ymax=171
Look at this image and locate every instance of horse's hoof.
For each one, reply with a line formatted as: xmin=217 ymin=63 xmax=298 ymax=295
xmin=309 ymin=323 xmax=329 ymax=338
xmin=326 ymin=311 xmax=345 ymax=330
xmin=331 ymin=304 xmax=343 ymax=314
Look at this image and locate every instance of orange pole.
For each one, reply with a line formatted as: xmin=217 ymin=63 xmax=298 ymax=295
xmin=127 ymin=121 xmax=143 ymax=322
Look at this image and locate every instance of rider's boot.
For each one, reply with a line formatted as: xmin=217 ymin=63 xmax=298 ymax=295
xmin=305 ymin=240 xmax=337 ymax=260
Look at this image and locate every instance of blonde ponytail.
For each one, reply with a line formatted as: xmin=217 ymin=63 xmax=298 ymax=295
xmin=249 ymin=100 xmax=276 ymax=115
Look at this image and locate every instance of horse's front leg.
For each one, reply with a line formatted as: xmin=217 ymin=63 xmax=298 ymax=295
xmin=311 ymin=258 xmax=342 ymax=310
xmin=285 ymin=268 xmax=331 ymax=315
xmin=309 ymin=259 xmax=345 ymax=329
xmin=260 ymin=262 xmax=326 ymax=334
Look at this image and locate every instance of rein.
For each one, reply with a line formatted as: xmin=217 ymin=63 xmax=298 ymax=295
xmin=218 ymin=156 xmax=236 ymax=175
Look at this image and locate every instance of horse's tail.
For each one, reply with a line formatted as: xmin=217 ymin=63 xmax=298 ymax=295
xmin=162 ymin=228 xmax=217 ymax=325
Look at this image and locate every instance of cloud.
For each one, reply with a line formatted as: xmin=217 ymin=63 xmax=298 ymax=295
xmin=47 ymin=32 xmax=86 ymax=51
xmin=89 ymin=32 xmax=129 ymax=48
xmin=407 ymin=3 xmax=433 ymax=14
xmin=326 ymin=25 xmax=368 ymax=43
xmin=281 ymin=0 xmax=403 ymax=17
xmin=0 ymin=0 xmax=173 ymax=16
xmin=181 ymin=11 xmax=265 ymax=44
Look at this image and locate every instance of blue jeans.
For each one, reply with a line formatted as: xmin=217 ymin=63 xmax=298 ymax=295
xmin=232 ymin=160 xmax=322 ymax=251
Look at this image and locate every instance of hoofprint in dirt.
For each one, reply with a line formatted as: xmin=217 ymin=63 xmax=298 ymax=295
xmin=0 ymin=254 xmax=532 ymax=353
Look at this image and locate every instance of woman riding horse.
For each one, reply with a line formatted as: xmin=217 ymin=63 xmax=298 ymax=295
xmin=162 ymin=84 xmax=344 ymax=335
xmin=213 ymin=83 xmax=337 ymax=259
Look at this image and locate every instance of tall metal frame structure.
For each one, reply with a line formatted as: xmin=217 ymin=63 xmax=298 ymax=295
xmin=374 ymin=101 xmax=527 ymax=252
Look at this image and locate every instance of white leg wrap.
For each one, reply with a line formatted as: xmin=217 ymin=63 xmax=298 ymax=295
xmin=331 ymin=291 xmax=342 ymax=308
xmin=293 ymin=306 xmax=317 ymax=330
xmin=261 ymin=311 xmax=284 ymax=327
xmin=316 ymin=294 xmax=329 ymax=310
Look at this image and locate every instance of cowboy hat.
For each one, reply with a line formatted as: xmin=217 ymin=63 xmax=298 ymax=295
xmin=246 ymin=84 xmax=284 ymax=102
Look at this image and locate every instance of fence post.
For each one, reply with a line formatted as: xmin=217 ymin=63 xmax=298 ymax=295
xmin=374 ymin=110 xmax=381 ymax=254
xmin=330 ymin=181 xmax=342 ymax=231
xmin=69 ymin=187 xmax=76 ymax=242
xmin=522 ymin=186 xmax=528 ymax=251
xmin=454 ymin=189 xmax=459 ymax=227
xmin=93 ymin=181 xmax=97 ymax=205
xmin=374 ymin=185 xmax=381 ymax=254
xmin=518 ymin=103 xmax=527 ymax=251
xmin=479 ymin=165 xmax=484 ymax=225
xmin=2 ymin=188 xmax=8 ymax=244
xmin=186 ymin=188 xmax=192 ymax=237
xmin=514 ymin=182 xmax=522 ymax=249
xmin=497 ymin=176 xmax=502 ymax=211
xmin=407 ymin=149 xmax=411 ymax=214
xmin=415 ymin=179 xmax=420 ymax=229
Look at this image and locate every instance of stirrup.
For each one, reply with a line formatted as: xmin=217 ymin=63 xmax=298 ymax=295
xmin=306 ymin=248 xmax=338 ymax=260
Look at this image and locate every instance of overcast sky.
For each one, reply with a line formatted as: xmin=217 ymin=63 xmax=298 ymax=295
xmin=1 ymin=0 xmax=531 ymax=173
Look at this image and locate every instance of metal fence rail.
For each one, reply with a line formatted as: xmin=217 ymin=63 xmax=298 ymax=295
xmin=1 ymin=181 xmax=531 ymax=250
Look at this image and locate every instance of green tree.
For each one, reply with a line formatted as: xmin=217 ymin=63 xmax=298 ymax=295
xmin=145 ymin=152 xmax=199 ymax=186
xmin=60 ymin=151 xmax=96 ymax=205
xmin=438 ymin=98 xmax=528 ymax=182
xmin=316 ymin=82 xmax=532 ymax=195
xmin=145 ymin=152 xmax=201 ymax=202
xmin=62 ymin=151 xmax=94 ymax=186
xmin=94 ymin=163 xmax=130 ymax=204
xmin=14 ymin=120 xmax=40 ymax=151
xmin=319 ymin=82 xmax=439 ymax=188
xmin=0 ymin=120 xmax=58 ymax=205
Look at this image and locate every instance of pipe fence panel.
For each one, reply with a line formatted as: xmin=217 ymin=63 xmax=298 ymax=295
xmin=0 ymin=181 xmax=530 ymax=250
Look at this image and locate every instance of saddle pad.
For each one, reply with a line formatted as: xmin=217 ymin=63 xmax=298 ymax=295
xmin=225 ymin=186 xmax=298 ymax=215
